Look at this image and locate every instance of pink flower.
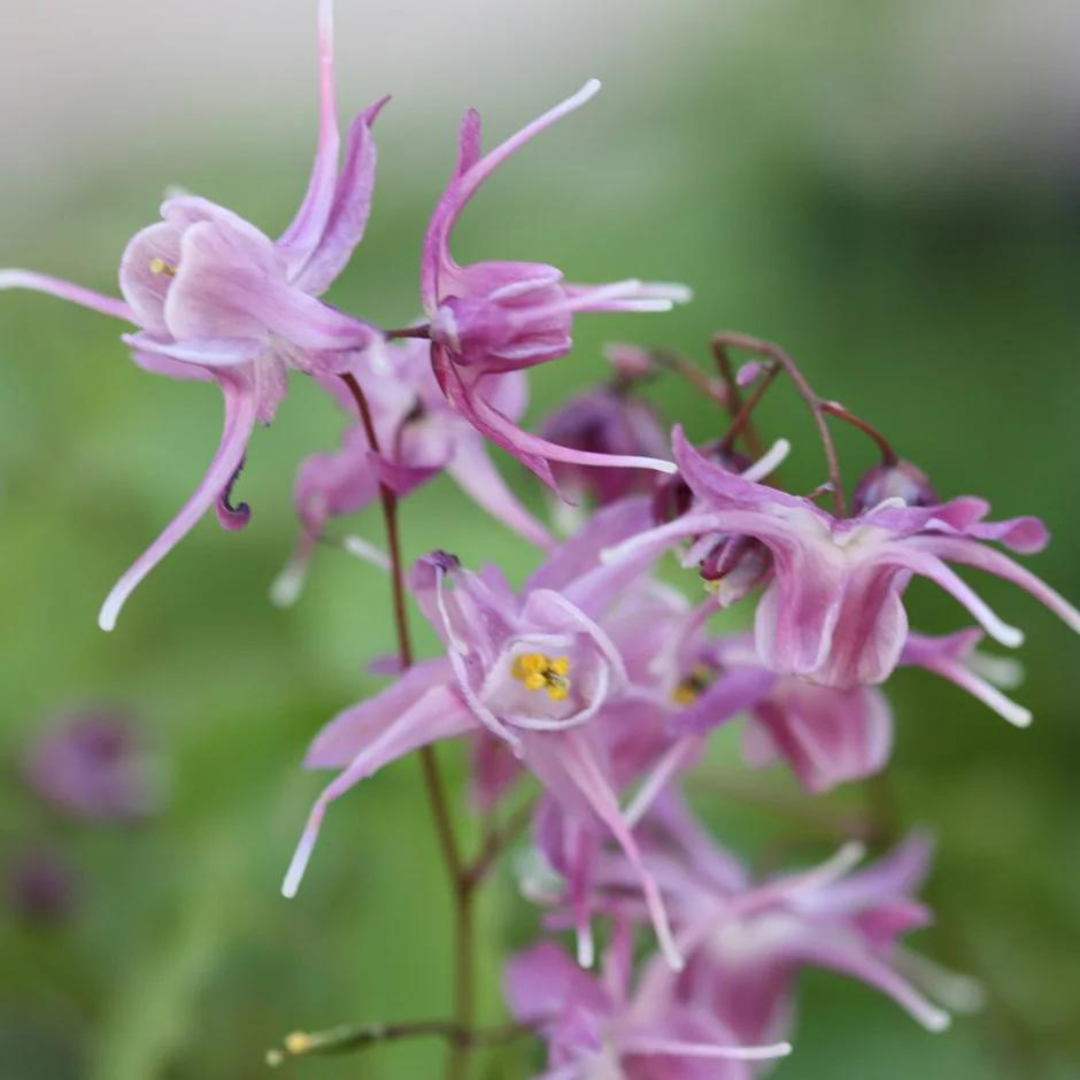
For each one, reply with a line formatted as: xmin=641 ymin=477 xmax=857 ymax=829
xmin=282 ymin=499 xmax=686 ymax=967
xmin=506 ymin=928 xmax=791 ymax=1079
xmin=422 ymin=80 xmax=689 ymax=489
xmin=607 ymin=426 xmax=1080 ymax=689
xmin=668 ymin=834 xmax=967 ymax=1044
xmin=589 ymin=802 xmax=977 ymax=1047
xmin=1 ymin=0 xmax=384 ymax=629
xmin=271 ymin=339 xmax=553 ymax=604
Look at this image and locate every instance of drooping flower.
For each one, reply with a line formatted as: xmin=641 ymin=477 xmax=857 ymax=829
xmin=1 ymin=0 xmax=385 ymax=629
xmin=506 ymin=927 xmax=792 ymax=1080
xmin=272 ymin=338 xmax=553 ymax=605
xmin=422 ymin=80 xmax=690 ymax=489
xmin=579 ymin=800 xmax=975 ymax=1048
xmin=24 ymin=709 xmax=160 ymax=822
xmin=605 ymin=426 xmax=1080 ymax=689
xmin=665 ymin=832 xmax=969 ymax=1044
xmin=282 ymin=498 xmax=687 ymax=967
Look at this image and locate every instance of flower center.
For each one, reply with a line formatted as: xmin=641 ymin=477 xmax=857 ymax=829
xmin=511 ymin=652 xmax=571 ymax=702
xmin=149 ymin=257 xmax=177 ymax=278
xmin=673 ymin=663 xmax=715 ymax=705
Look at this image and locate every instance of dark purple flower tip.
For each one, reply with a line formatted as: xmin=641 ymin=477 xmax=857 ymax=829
xmin=24 ymin=711 xmax=160 ymax=823
xmin=429 ymin=550 xmax=461 ymax=572
xmin=6 ymin=847 xmax=77 ymax=924
xmin=853 ymin=460 xmax=938 ymax=515
xmin=215 ymin=456 xmax=252 ymax=531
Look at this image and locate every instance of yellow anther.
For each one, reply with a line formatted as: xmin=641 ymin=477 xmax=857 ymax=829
xmin=512 ymin=652 xmax=572 ymax=702
xmin=284 ymin=1031 xmax=313 ymax=1055
xmin=149 ymin=257 xmax=177 ymax=277
xmin=673 ymin=664 xmax=715 ymax=706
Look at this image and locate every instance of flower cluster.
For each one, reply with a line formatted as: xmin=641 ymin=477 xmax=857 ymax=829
xmin=5 ymin=2 xmax=1077 ymax=1075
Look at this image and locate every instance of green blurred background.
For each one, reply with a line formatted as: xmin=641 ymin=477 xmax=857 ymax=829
xmin=2 ymin=1 xmax=1079 ymax=1077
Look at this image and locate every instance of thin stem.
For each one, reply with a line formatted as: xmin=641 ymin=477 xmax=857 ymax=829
xmin=711 ymin=338 xmax=767 ymax=457
xmin=649 ymin=347 xmax=729 ymax=409
xmin=266 ymin=1020 xmax=530 ymax=1066
xmin=719 ymin=361 xmax=781 ymax=455
xmin=386 ymin=324 xmax=433 ymax=340
xmin=820 ymin=400 xmax=899 ymax=466
xmin=711 ymin=332 xmax=846 ymax=516
xmin=463 ymin=801 xmax=535 ymax=890
xmin=337 ymin=371 xmax=471 ymax=1079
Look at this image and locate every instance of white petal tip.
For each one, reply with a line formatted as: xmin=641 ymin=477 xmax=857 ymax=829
xmin=924 ymin=1010 xmax=952 ymax=1033
xmin=1009 ymin=708 xmax=1034 ymax=729
xmin=97 ymin=601 xmax=120 ymax=633
xmin=582 ymin=77 xmax=602 ymax=97
xmin=270 ymin=566 xmax=305 ymax=608
xmin=576 ymin=931 xmax=595 ymax=969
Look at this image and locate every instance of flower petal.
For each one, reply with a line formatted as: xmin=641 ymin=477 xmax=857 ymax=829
xmin=282 ymin=680 xmax=474 ymax=898
xmin=445 ymin=432 xmax=554 ymax=549
xmin=0 ymin=269 xmax=133 ymax=322
xmin=291 ymin=96 xmax=391 ymax=295
xmin=98 ymin=371 xmax=259 ymax=630
xmin=276 ymin=0 xmax=341 ymax=276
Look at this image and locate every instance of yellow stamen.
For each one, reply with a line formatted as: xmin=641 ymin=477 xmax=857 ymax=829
xmin=673 ymin=663 xmax=715 ymax=706
xmin=149 ymin=257 xmax=177 ymax=277
xmin=512 ymin=652 xmax=572 ymax=702
xmin=284 ymin=1031 xmax=313 ymax=1055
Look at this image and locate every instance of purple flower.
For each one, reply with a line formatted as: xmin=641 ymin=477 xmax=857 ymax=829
xmin=668 ymin=834 xmax=965 ymax=1043
xmin=900 ymin=628 xmax=1033 ymax=728
xmin=272 ymin=339 xmax=552 ymax=604
xmin=282 ymin=499 xmax=687 ymax=967
xmin=422 ymin=80 xmax=689 ymax=489
xmin=582 ymin=802 xmax=975 ymax=1046
xmin=506 ymin=928 xmax=791 ymax=1079
xmin=1 ymin=0 xmax=385 ymax=629
xmin=24 ymin=710 xmax=159 ymax=822
xmin=540 ymin=385 xmax=669 ymax=524
xmin=607 ymin=427 xmax=1080 ymax=689
xmin=740 ymin=676 xmax=894 ymax=794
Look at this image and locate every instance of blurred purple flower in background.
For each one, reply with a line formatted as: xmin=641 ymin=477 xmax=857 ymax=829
xmin=24 ymin=709 xmax=160 ymax=823
xmin=5 ymin=846 xmax=78 ymax=925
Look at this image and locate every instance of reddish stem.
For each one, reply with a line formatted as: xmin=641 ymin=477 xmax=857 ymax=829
xmin=338 ymin=372 xmax=472 ymax=1079
xmin=820 ymin=400 xmax=899 ymax=467
xmin=711 ymin=333 xmax=847 ymax=516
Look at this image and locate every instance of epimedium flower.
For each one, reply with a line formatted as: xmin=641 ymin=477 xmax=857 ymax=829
xmin=282 ymin=498 xmax=687 ymax=968
xmin=23 ymin=708 xmax=161 ymax=822
xmin=506 ymin=926 xmax=792 ymax=1080
xmin=664 ymin=833 xmax=974 ymax=1045
xmin=0 ymin=0 xmax=385 ymax=629
xmin=272 ymin=338 xmax=553 ymax=605
xmin=578 ymin=799 xmax=976 ymax=1047
xmin=422 ymin=79 xmax=691 ymax=490
xmin=605 ymin=426 xmax=1080 ymax=690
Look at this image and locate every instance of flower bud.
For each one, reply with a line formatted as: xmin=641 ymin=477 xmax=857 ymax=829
xmin=651 ymin=442 xmax=752 ymax=525
xmin=541 ymin=387 xmax=667 ymax=507
xmin=853 ymin=460 xmax=937 ymax=514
